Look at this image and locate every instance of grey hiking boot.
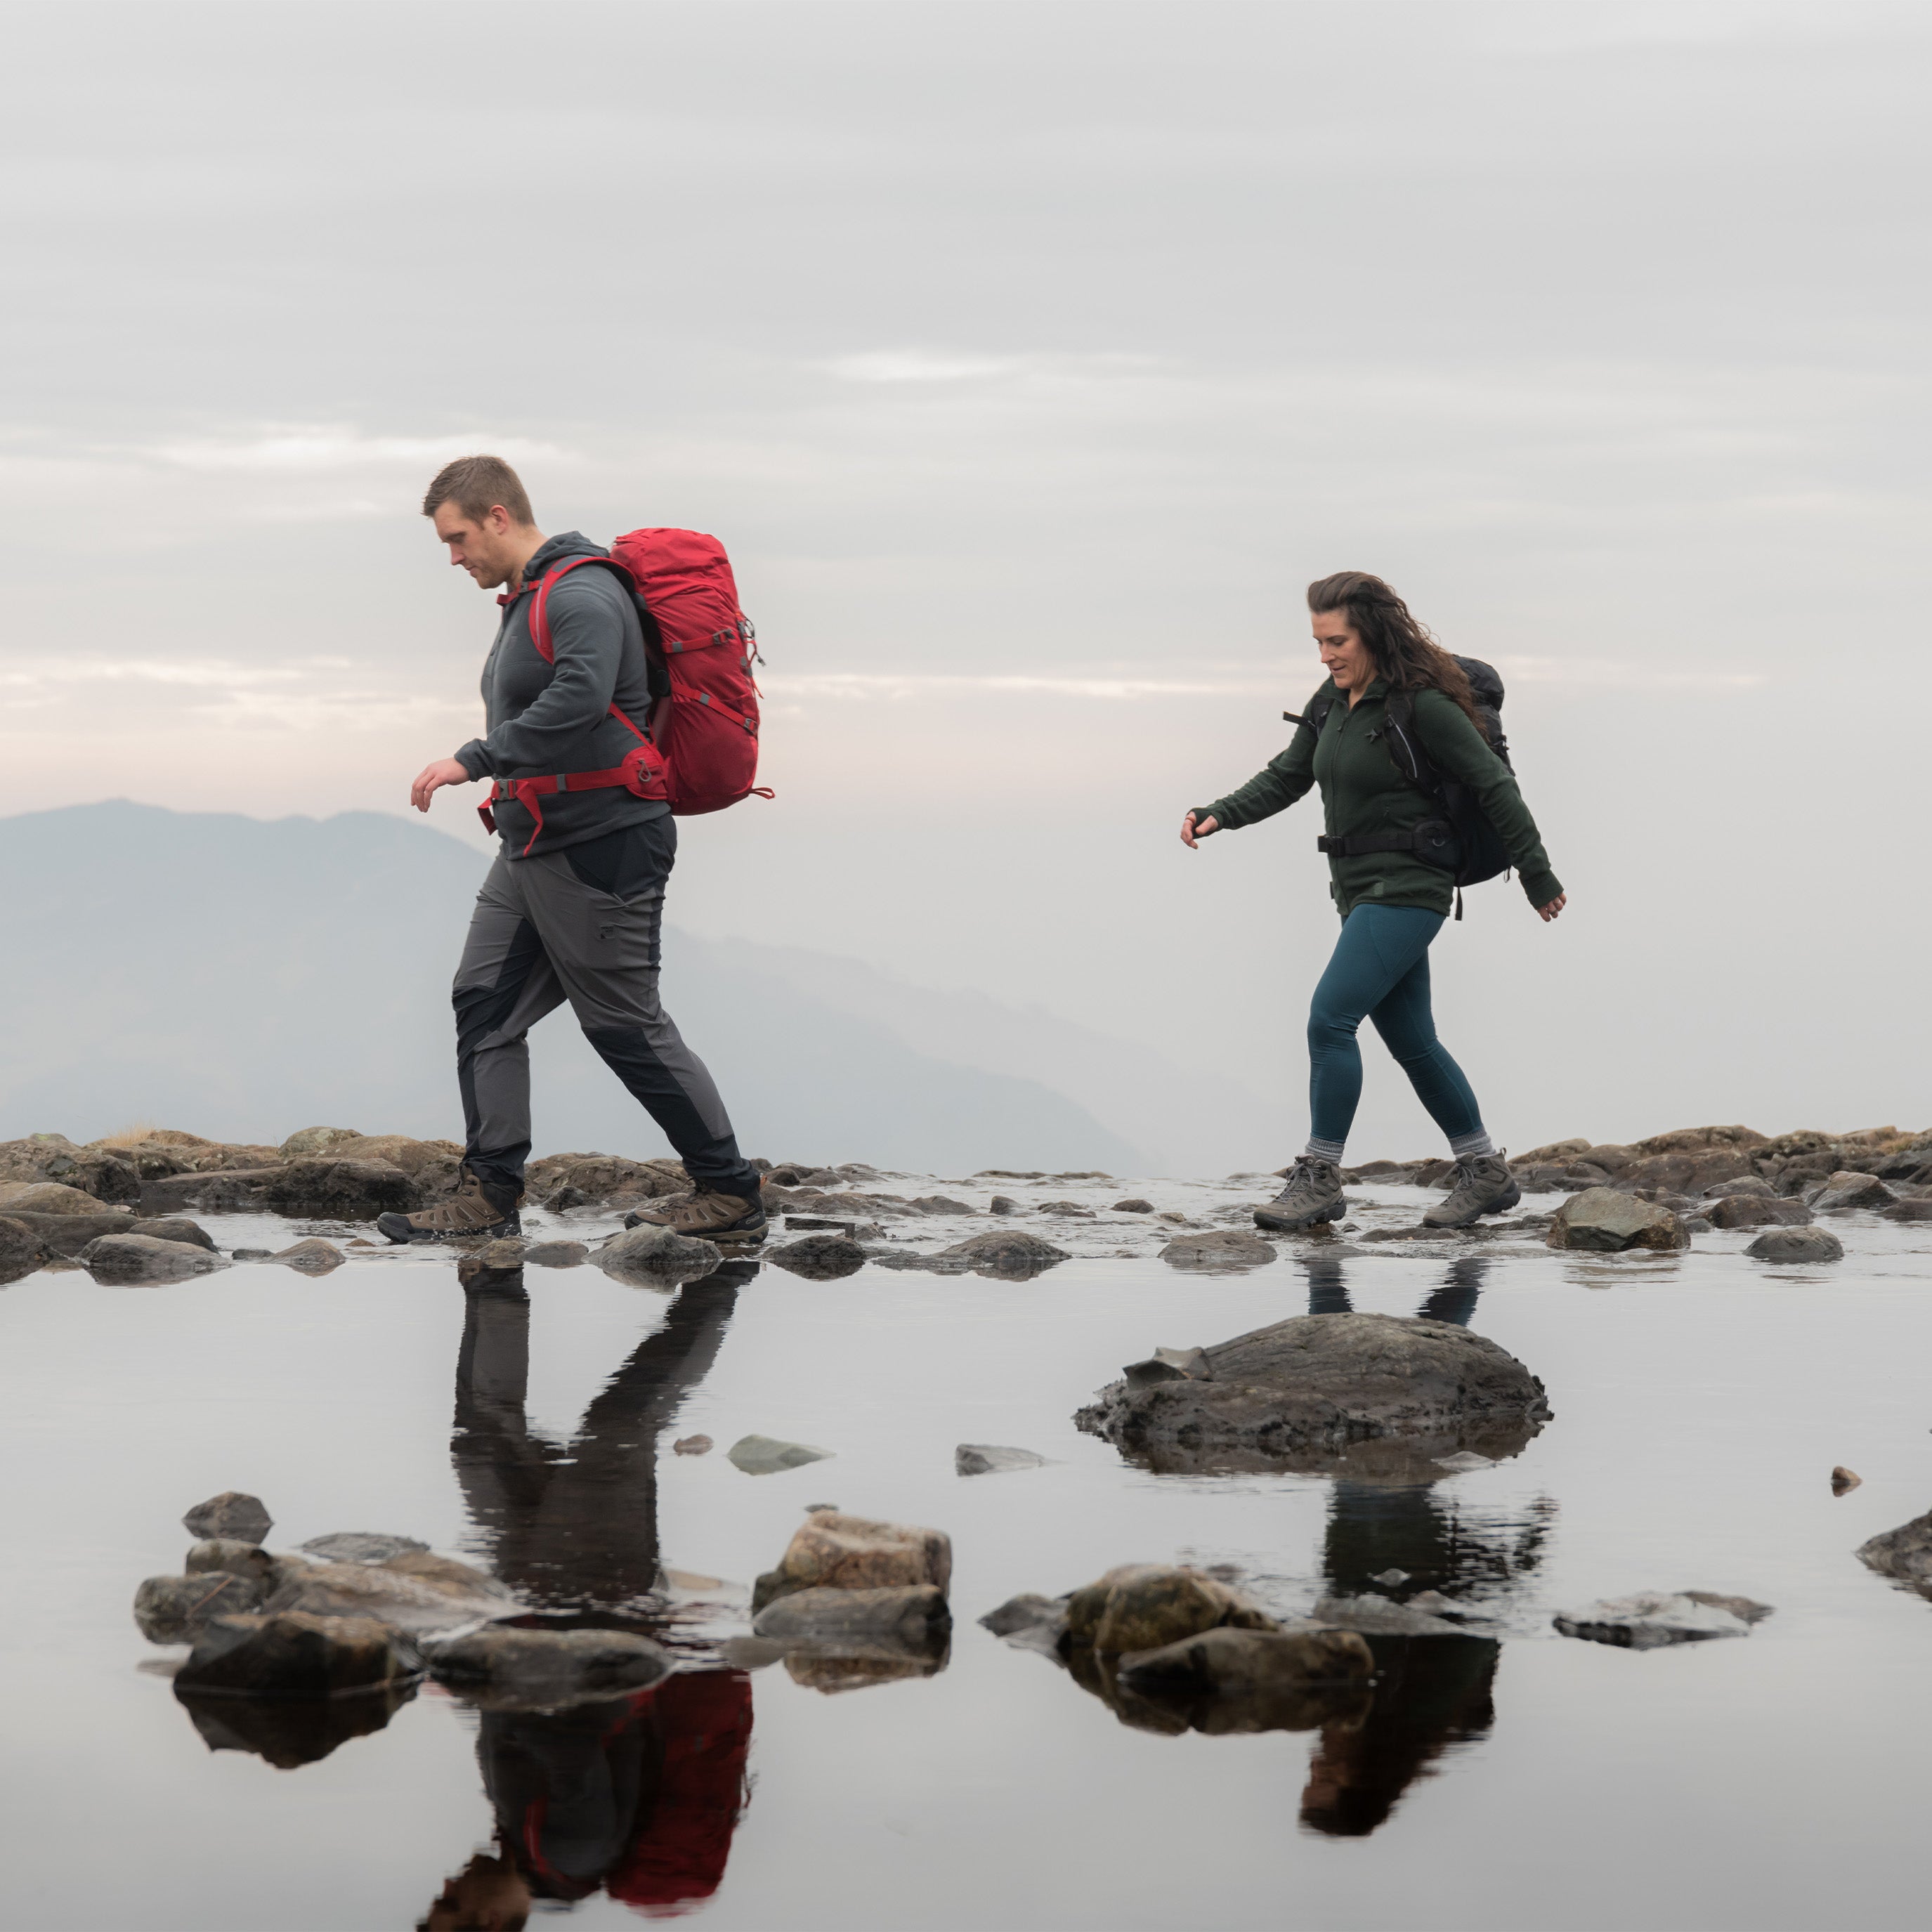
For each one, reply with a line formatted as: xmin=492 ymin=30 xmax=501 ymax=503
xmin=1423 ymin=1153 xmax=1522 ymax=1228
xmin=377 ymin=1165 xmax=523 ymax=1245
xmin=625 ymin=1185 xmax=769 ymax=1247
xmin=1253 ymin=1158 xmax=1346 ymax=1232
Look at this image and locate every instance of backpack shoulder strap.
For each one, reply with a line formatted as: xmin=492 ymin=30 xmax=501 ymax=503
xmin=1283 ymin=693 xmax=1335 ymax=736
xmin=524 ymin=554 xmax=637 ymax=665
xmin=1380 ymin=688 xmax=1444 ymax=795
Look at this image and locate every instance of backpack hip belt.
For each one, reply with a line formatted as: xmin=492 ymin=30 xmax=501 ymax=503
xmin=478 ymin=736 xmax=663 ymax=856
xmin=1317 ymin=821 xmax=1457 ymax=861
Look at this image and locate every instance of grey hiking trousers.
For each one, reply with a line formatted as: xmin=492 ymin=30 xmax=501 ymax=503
xmin=452 ymin=818 xmax=759 ymax=1200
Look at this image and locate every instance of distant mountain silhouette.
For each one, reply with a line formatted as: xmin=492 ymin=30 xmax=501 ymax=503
xmin=0 ymin=803 xmax=1277 ymax=1175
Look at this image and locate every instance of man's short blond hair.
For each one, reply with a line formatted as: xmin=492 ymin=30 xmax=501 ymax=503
xmin=422 ymin=454 xmax=535 ymax=526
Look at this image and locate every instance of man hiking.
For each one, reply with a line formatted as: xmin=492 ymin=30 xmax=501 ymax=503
xmin=382 ymin=454 xmax=766 ymax=1247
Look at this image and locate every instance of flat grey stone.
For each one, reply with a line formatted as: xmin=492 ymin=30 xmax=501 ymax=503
xmin=728 ymin=1433 xmax=835 ymax=1475
xmin=955 ymin=1444 xmax=1050 ymax=1476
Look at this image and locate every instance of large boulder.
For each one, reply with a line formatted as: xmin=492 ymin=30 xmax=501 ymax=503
xmin=1855 ymin=1506 xmax=1932 ymax=1584
xmin=1806 ymin=1172 xmax=1895 ymax=1213
xmin=427 ymin=1624 xmax=672 ymax=1709
xmin=79 ymin=1233 xmax=228 ymax=1284
xmin=175 ymin=1611 xmax=422 ymax=1698
xmin=1546 ymin=1188 xmax=1688 ymax=1253
xmin=1076 ymin=1312 xmax=1550 ymax=1473
xmin=0 ymin=1180 xmax=115 ymax=1216
xmin=0 ymin=1135 xmax=141 ymax=1204
xmin=0 ymin=1216 xmax=47 ymax=1284
xmin=752 ymin=1510 xmax=951 ymax=1612
xmin=1065 ymin=1564 xmax=1278 ymax=1654
xmin=278 ymin=1127 xmax=366 ymax=1159
xmin=1745 ymin=1226 xmax=1844 ymax=1264
xmin=596 ymin=1222 xmax=722 ymax=1281
xmin=1 ymin=1209 xmax=137 ymax=1257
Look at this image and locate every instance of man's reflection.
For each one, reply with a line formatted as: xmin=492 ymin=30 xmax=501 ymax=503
xmin=425 ymin=1262 xmax=755 ymax=1926
xmin=1296 ymin=1254 xmax=1554 ymax=1839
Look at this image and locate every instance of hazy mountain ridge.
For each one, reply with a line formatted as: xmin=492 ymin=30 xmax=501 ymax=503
xmin=0 ymin=804 xmax=1272 ymax=1174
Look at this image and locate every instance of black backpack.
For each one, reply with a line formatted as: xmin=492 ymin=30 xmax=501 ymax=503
xmin=1288 ymin=656 xmax=1513 ymax=916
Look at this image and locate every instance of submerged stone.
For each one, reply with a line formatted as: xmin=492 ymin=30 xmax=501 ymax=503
xmin=955 ymin=1444 xmax=1050 ymax=1475
xmin=1064 ymin=1564 xmax=1279 ymax=1655
xmin=1745 ymin=1225 xmax=1844 ymax=1263
xmin=766 ymin=1234 xmax=868 ymax=1279
xmin=1553 ymin=1591 xmax=1771 ymax=1647
xmin=266 ymin=1239 xmax=346 ymax=1274
xmin=727 ymin=1433 xmax=835 ymax=1477
xmin=751 ymin=1584 xmax=951 ymax=1651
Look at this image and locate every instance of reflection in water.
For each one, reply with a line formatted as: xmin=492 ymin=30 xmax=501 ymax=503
xmin=1295 ymin=1254 xmax=1554 ymax=1838
xmin=426 ymin=1262 xmax=757 ymax=1926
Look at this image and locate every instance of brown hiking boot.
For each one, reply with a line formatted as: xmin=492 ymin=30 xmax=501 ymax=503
xmin=625 ymin=1186 xmax=768 ymax=1246
xmin=377 ymin=1166 xmax=523 ymax=1245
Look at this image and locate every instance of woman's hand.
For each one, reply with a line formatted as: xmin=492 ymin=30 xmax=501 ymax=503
xmin=411 ymin=757 xmax=473 ymax=813
xmin=1536 ymin=893 xmax=1567 ymax=922
xmin=1181 ymin=811 xmax=1220 ymax=849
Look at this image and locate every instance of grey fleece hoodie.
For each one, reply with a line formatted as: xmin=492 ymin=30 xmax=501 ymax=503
xmin=453 ymin=531 xmax=670 ymax=859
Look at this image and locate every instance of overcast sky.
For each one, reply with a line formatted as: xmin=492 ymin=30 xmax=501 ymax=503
xmin=4 ymin=0 xmax=1928 ymax=1159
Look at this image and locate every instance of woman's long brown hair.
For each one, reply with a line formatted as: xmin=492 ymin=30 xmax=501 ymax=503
xmin=1305 ymin=570 xmax=1487 ymax=740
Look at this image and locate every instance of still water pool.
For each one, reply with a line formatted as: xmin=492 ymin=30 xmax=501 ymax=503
xmin=2 ymin=1190 xmax=1929 ymax=1930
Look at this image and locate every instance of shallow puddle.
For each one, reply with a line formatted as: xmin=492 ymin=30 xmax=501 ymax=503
xmin=3 ymin=1183 xmax=1931 ymax=1929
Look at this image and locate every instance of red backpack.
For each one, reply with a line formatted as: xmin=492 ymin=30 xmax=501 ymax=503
xmin=478 ymin=529 xmax=769 ymax=851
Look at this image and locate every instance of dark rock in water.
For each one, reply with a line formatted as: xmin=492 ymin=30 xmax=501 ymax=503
xmin=184 ymin=1491 xmax=273 ymax=1542
xmin=728 ymin=1433 xmax=835 ymax=1476
xmin=752 ymin=1511 xmax=951 ymax=1612
xmin=1856 ymin=1506 xmax=1932 ymax=1584
xmin=1706 ymin=1194 xmax=1810 ymax=1230
xmin=1832 ymin=1466 xmax=1862 ymax=1494
xmin=1114 ymin=1199 xmax=1155 ymax=1213
xmin=520 ymin=1239 xmax=590 ymax=1267
xmin=176 ymin=1680 xmax=415 ymax=1768
xmin=1546 ymin=1188 xmax=1688 ymax=1253
xmin=426 ymin=1625 xmax=672 ymax=1709
xmin=263 ymin=1551 xmax=513 ymax=1633
xmin=0 ymin=1209 xmax=135 ymax=1259
xmin=266 ymin=1239 xmax=346 ymax=1274
xmin=299 ymin=1533 xmax=429 ymax=1564
xmin=908 ymin=1196 xmax=975 ymax=1215
xmin=1807 ymin=1171 xmax=1895 ymax=1213
xmin=1115 ymin=1624 xmax=1373 ymax=1695
xmin=979 ymin=1593 xmax=1069 ymax=1652
xmin=135 ymin=1571 xmax=267 ymax=1643
xmin=596 ymin=1222 xmax=722 ymax=1281
xmin=766 ymin=1234 xmax=868 ymax=1280
xmin=230 ymin=1248 xmax=273 ymax=1261
xmin=0 ymin=1215 xmax=48 ymax=1283
xmin=1037 ymin=1199 xmax=1096 ymax=1218
xmin=1703 ymin=1176 xmax=1775 ymax=1200
xmin=79 ymin=1232 xmax=228 ymax=1283
xmin=187 ymin=1538 xmax=275 ymax=1580
xmin=1159 ymin=1229 xmax=1276 ymax=1270
xmin=1554 ymin=1591 xmax=1770 ymax=1647
xmin=672 ymin=1434 xmax=712 ymax=1456
xmin=1065 ymin=1564 xmax=1279 ymax=1654
xmin=1076 ymin=1312 xmax=1550 ymax=1473
xmin=176 ymin=1611 xmax=423 ymax=1698
xmin=936 ymin=1229 xmax=1069 ymax=1277
xmin=988 ymin=1196 xmax=1021 ymax=1215
xmin=1882 ymin=1199 xmax=1932 ymax=1223
xmin=1745 ymin=1225 xmax=1844 ymax=1263
xmin=128 ymin=1216 xmax=218 ymax=1251
xmin=955 ymin=1443 xmax=1050 ymax=1475
xmin=1122 ymin=1347 xmax=1214 ymax=1391
xmin=752 ymin=1584 xmax=951 ymax=1651
xmin=266 ymin=1158 xmax=420 ymax=1218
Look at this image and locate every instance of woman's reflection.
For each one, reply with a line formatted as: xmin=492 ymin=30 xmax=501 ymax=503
xmin=424 ymin=1260 xmax=756 ymax=1927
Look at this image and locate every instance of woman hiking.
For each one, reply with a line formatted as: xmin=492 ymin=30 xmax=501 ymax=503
xmin=1182 ymin=571 xmax=1565 ymax=1232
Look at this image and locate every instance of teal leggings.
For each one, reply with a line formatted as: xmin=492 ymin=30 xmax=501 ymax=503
xmin=1308 ymin=905 xmax=1484 ymax=1149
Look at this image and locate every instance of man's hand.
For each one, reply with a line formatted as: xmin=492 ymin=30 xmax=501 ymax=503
xmin=1181 ymin=811 xmax=1220 ymax=849
xmin=411 ymin=757 xmax=473 ymax=813
xmin=1537 ymin=893 xmax=1567 ymax=923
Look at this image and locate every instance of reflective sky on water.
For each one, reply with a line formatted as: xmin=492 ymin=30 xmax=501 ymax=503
xmin=4 ymin=1195 xmax=1932 ymax=1929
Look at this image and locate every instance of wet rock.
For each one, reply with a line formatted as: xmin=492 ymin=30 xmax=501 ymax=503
xmin=187 ymin=1539 xmax=275 ymax=1581
xmin=264 ymin=1238 xmax=346 ymax=1274
xmin=134 ymin=1571 xmax=268 ymax=1643
xmin=184 ymin=1491 xmax=273 ymax=1541
xmin=0 ymin=1209 xmax=136 ymax=1258
xmin=1703 ymin=1176 xmax=1775 ymax=1199
xmin=263 ymin=1551 xmax=513 ymax=1633
xmin=520 ymin=1239 xmax=589 ymax=1267
xmin=1159 ymin=1229 xmax=1276 ymax=1270
xmin=176 ymin=1611 xmax=422 ymax=1697
xmin=1554 ymin=1591 xmax=1772 ymax=1647
xmin=299 ymin=1533 xmax=429 ymax=1564
xmin=129 ymin=1216 xmax=218 ymax=1251
xmin=908 ymin=1196 xmax=976 ymax=1215
xmin=1114 ymin=1199 xmax=1155 ymax=1213
xmin=1745 ymin=1225 xmax=1844 ymax=1263
xmin=752 ymin=1583 xmax=951 ymax=1650
xmin=1881 ymin=1199 xmax=1932 ymax=1223
xmin=979 ymin=1593 xmax=1069 ymax=1652
xmin=266 ymin=1158 xmax=420 ymax=1218
xmin=955 ymin=1444 xmax=1050 ymax=1475
xmin=727 ymin=1433 xmax=835 ymax=1476
xmin=79 ymin=1232 xmax=228 ymax=1283
xmin=1832 ymin=1466 xmax=1862 ymax=1494
xmin=1614 ymin=1147 xmax=1758 ymax=1196
xmin=0 ymin=1215 xmax=48 ymax=1284
xmin=934 ymin=1229 xmax=1070 ymax=1278
xmin=1706 ymin=1194 xmax=1810 ymax=1231
xmin=1076 ymin=1312 xmax=1550 ymax=1471
xmin=1036 ymin=1199 xmax=1096 ymax=1218
xmin=231 ymin=1248 xmax=273 ymax=1262
xmin=426 ymin=1625 xmax=672 ymax=1709
xmin=752 ymin=1510 xmax=951 ymax=1612
xmin=0 ymin=1180 xmax=114 ymax=1216
xmin=988 ymin=1195 xmax=1020 ymax=1215
xmin=1546 ymin=1187 xmax=1688 ymax=1253
xmin=766 ymin=1234 xmax=868 ymax=1279
xmin=0 ymin=1135 xmax=141 ymax=1203
xmin=1855 ymin=1505 xmax=1932 ymax=1583
xmin=672 ymin=1434 xmax=712 ymax=1456
xmin=1064 ymin=1564 xmax=1279 ymax=1654
xmin=1122 ymin=1347 xmax=1214 ymax=1390
xmin=596 ymin=1222 xmax=723 ymax=1281
xmin=1311 ymin=1593 xmax=1471 ymax=1636
xmin=1807 ymin=1171 xmax=1895 ymax=1213
xmin=1116 ymin=1624 xmax=1373 ymax=1695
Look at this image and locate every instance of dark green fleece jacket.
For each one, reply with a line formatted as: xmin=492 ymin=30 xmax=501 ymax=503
xmin=1199 ymin=679 xmax=1562 ymax=919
